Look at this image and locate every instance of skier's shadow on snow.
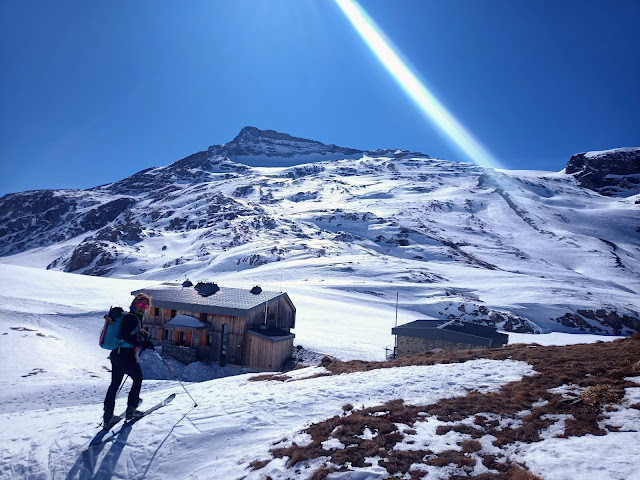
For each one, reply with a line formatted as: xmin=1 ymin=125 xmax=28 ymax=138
xmin=137 ymin=406 xmax=196 ymax=479
xmin=66 ymin=424 xmax=133 ymax=480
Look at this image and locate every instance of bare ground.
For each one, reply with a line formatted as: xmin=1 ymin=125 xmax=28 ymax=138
xmin=251 ymin=334 xmax=640 ymax=479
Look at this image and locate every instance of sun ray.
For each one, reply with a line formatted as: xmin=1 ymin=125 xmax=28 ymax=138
xmin=335 ymin=0 xmax=502 ymax=169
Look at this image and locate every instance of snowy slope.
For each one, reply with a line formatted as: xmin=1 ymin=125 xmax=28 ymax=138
xmin=1 ymin=129 xmax=639 ymax=337
xmin=1 ymin=266 xmax=639 ymax=480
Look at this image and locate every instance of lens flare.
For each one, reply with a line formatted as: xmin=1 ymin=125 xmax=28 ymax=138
xmin=335 ymin=0 xmax=502 ymax=169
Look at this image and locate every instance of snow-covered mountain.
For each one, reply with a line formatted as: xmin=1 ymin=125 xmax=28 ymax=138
xmin=1 ymin=128 xmax=639 ymax=336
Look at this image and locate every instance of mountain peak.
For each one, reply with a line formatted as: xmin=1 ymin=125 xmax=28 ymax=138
xmin=216 ymin=127 xmax=363 ymax=167
xmin=229 ymin=126 xmax=320 ymax=146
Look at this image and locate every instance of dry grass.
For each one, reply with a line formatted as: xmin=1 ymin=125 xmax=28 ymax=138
xmin=581 ymin=384 xmax=624 ymax=406
xmin=249 ymin=459 xmax=270 ymax=470
xmin=255 ymin=334 xmax=640 ymax=478
xmin=248 ymin=373 xmax=291 ymax=382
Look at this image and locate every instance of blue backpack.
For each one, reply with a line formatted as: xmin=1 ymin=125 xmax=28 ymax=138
xmin=99 ymin=307 xmax=140 ymax=350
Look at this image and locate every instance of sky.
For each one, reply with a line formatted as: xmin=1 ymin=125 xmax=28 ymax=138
xmin=1 ymin=0 xmax=639 ymax=196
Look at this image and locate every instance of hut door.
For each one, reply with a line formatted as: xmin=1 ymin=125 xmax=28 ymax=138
xmin=220 ymin=324 xmax=228 ymax=367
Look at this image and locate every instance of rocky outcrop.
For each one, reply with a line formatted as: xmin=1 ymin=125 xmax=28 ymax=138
xmin=0 ymin=190 xmax=77 ymax=254
xmin=565 ymin=148 xmax=640 ymax=196
xmin=576 ymin=309 xmax=640 ymax=335
xmin=91 ymin=223 xmax=144 ymax=244
xmin=65 ymin=241 xmax=116 ymax=273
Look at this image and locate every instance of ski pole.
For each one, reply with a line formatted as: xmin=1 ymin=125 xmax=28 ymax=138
xmin=116 ymin=375 xmax=129 ymax=398
xmin=154 ymin=351 xmax=198 ymax=407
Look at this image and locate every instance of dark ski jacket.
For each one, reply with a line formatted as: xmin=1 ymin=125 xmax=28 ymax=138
xmin=117 ymin=309 xmax=144 ymax=350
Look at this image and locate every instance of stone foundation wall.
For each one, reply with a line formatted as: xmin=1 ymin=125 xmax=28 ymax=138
xmin=397 ymin=335 xmax=486 ymax=356
xmin=162 ymin=343 xmax=198 ymax=364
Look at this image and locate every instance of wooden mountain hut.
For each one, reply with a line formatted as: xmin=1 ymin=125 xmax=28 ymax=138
xmin=131 ymin=283 xmax=296 ymax=371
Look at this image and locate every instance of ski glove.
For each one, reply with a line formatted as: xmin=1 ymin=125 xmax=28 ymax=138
xmin=142 ymin=339 xmax=155 ymax=351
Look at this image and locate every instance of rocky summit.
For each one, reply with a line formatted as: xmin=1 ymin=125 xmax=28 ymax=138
xmin=1 ymin=128 xmax=639 ymax=335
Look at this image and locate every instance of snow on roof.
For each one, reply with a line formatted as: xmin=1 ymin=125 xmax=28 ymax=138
xmin=165 ymin=314 xmax=208 ymax=329
xmin=131 ymin=284 xmax=292 ymax=317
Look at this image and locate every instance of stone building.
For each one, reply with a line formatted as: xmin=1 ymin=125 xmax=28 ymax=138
xmin=131 ymin=283 xmax=295 ymax=371
xmin=392 ymin=319 xmax=508 ymax=357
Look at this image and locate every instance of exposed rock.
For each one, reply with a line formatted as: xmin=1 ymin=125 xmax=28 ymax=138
xmin=488 ymin=311 xmax=537 ymax=334
xmin=92 ymin=223 xmax=144 ymax=243
xmin=555 ymin=312 xmax=602 ymax=333
xmin=577 ymin=309 xmax=640 ymax=335
xmin=79 ymin=198 xmax=135 ymax=231
xmin=233 ymin=185 xmax=254 ymax=197
xmin=565 ymin=148 xmax=640 ymax=196
xmin=222 ymin=126 xmax=363 ymax=160
xmin=67 ymin=242 xmax=116 ymax=273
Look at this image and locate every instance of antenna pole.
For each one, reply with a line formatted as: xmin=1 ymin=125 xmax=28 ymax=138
xmin=395 ymin=292 xmax=399 ymax=328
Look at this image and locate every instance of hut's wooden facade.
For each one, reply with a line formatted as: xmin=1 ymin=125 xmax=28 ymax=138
xmin=133 ymin=283 xmax=296 ymax=371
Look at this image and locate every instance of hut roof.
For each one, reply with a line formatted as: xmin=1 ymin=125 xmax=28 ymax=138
xmin=131 ymin=283 xmax=292 ymax=317
xmin=392 ymin=319 xmax=509 ymax=347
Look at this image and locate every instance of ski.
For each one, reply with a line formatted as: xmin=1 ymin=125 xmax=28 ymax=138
xmin=88 ymin=393 xmax=176 ymax=447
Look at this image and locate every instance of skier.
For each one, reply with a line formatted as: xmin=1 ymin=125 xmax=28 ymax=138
xmin=103 ymin=293 xmax=155 ymax=427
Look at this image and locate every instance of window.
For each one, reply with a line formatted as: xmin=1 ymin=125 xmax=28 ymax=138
xmin=170 ymin=310 xmax=176 ymax=318
xmin=153 ymin=307 xmax=160 ymax=316
xmin=200 ymin=313 xmax=207 ymax=322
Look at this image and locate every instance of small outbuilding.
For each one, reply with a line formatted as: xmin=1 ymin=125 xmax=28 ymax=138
xmin=392 ymin=319 xmax=508 ymax=357
xmin=132 ymin=283 xmax=296 ymax=371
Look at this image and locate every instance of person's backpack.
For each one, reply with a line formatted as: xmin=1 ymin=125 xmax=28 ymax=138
xmin=99 ymin=306 xmax=140 ymax=350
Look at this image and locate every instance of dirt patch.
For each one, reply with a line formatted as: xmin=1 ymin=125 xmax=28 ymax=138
xmin=22 ymin=368 xmax=46 ymax=378
xmin=249 ymin=374 xmax=291 ymax=382
xmin=255 ymin=334 xmax=640 ymax=478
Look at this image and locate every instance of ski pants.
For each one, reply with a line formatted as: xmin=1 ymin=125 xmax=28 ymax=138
xmin=103 ymin=348 xmax=143 ymax=415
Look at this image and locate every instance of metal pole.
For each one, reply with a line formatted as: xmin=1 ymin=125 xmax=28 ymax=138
xmin=394 ymin=292 xmax=399 ymax=357
xmin=154 ymin=351 xmax=198 ymax=407
xmin=116 ymin=375 xmax=129 ymax=398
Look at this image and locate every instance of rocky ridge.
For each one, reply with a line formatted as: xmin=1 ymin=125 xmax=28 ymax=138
xmin=565 ymin=147 xmax=640 ymax=196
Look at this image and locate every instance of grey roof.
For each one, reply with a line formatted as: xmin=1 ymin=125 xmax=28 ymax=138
xmin=392 ymin=320 xmax=509 ymax=347
xmin=131 ymin=284 xmax=292 ymax=318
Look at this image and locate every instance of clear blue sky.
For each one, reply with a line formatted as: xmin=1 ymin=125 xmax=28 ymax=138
xmin=1 ymin=0 xmax=638 ymax=196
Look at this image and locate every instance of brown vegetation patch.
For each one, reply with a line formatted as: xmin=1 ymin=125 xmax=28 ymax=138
xmin=249 ymin=374 xmax=291 ymax=382
xmin=249 ymin=459 xmax=270 ymax=470
xmin=581 ymin=384 xmax=624 ymax=406
xmin=257 ymin=334 xmax=640 ymax=477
